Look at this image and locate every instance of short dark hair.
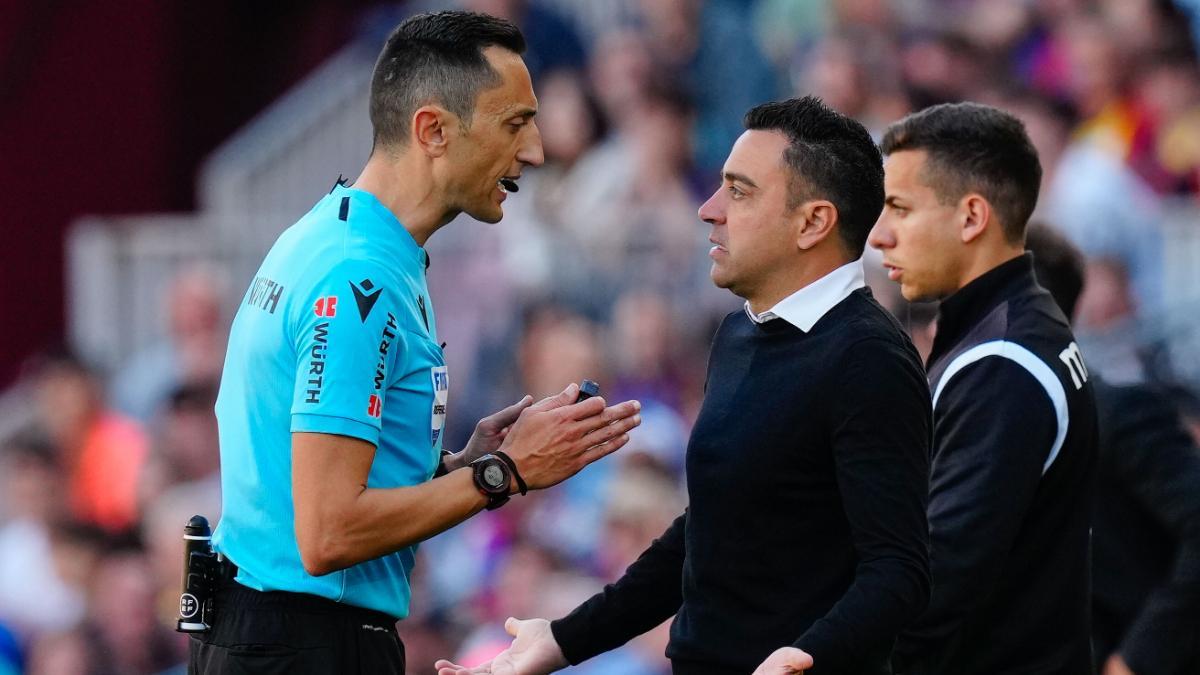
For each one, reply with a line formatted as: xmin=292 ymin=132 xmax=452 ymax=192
xmin=881 ymin=102 xmax=1042 ymax=244
xmin=1025 ymin=221 xmax=1085 ymax=320
xmin=370 ymin=11 xmax=526 ymax=147
xmin=743 ymin=96 xmax=884 ymax=259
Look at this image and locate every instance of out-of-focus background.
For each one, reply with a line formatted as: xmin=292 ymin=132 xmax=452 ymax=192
xmin=3 ymin=0 xmax=1200 ymax=673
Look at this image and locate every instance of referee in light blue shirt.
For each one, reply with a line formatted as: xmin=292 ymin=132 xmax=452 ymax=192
xmin=215 ymin=184 xmax=446 ymax=621
xmin=192 ymin=11 xmax=642 ymax=674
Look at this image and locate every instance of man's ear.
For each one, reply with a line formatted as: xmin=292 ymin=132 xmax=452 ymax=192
xmin=960 ymin=193 xmax=992 ymax=244
xmin=413 ymin=105 xmax=451 ymax=158
xmin=796 ymin=200 xmax=839 ymax=251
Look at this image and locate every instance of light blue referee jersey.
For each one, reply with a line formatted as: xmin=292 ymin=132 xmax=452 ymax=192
xmin=213 ymin=184 xmax=448 ymax=619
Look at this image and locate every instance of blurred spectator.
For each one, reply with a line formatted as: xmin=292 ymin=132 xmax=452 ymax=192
xmin=636 ymin=0 xmax=779 ymax=174
xmin=2 ymin=518 xmax=107 ymax=672
xmin=1061 ymin=15 xmax=1133 ymax=146
xmin=793 ymin=28 xmax=909 ymax=135
xmin=109 ymin=266 xmax=227 ymax=426
xmin=77 ymin=547 xmax=180 ymax=674
xmin=495 ymin=67 xmax=607 ymax=296
xmin=463 ymin=0 xmax=588 ymax=83
xmin=1071 ymin=254 xmax=1183 ymax=389
xmin=558 ymin=76 xmax=711 ymax=310
xmin=1130 ymin=49 xmax=1200 ymax=195
xmin=23 ymin=628 xmax=90 ymax=675
xmin=27 ymin=348 xmax=148 ymax=534
xmin=751 ymin=0 xmax=831 ymax=69
xmin=137 ymin=380 xmax=221 ymax=510
xmin=607 ymin=290 xmax=687 ymax=415
xmin=1028 ymin=222 xmax=1200 ymax=675
xmin=1102 ymin=0 xmax=1195 ymax=67
xmin=0 ymin=622 xmax=19 ymax=675
xmin=1003 ymin=86 xmax=1166 ymax=314
xmin=420 ymin=503 xmax=520 ymax=620
xmin=518 ymin=305 xmax=607 ymax=402
xmin=900 ymin=31 xmax=988 ymax=110
xmin=515 ymin=307 xmax=613 ymax=563
xmin=588 ymin=28 xmax=654 ymax=126
xmin=1077 ymin=257 xmax=1138 ymax=332
xmin=958 ymin=1 xmax=1035 ymax=57
xmin=595 ymin=465 xmax=685 ymax=582
xmin=0 ymin=434 xmax=85 ymax=639
xmin=460 ymin=541 xmax=567 ymax=649
xmin=135 ymin=379 xmax=223 ymax=634
xmin=425 ymin=304 xmax=608 ymax=614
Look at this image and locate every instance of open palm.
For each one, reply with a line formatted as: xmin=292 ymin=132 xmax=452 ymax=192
xmin=752 ymin=646 xmax=814 ymax=674
xmin=435 ymin=618 xmax=567 ymax=675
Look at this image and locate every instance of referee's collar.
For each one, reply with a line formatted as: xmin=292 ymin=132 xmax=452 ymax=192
xmin=743 ymin=258 xmax=866 ymax=331
xmin=333 ymin=184 xmax=429 ymax=269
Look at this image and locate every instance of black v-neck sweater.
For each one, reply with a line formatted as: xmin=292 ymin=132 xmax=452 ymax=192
xmin=552 ymin=288 xmax=932 ymax=675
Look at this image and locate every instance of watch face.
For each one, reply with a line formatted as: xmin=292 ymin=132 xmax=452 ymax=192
xmin=483 ymin=464 xmax=505 ymax=489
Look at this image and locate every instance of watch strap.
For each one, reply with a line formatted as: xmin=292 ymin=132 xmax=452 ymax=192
xmin=432 ymin=449 xmax=454 ymax=478
xmin=493 ymin=450 xmax=528 ymax=496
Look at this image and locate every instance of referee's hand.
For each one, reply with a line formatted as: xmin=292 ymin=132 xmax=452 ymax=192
xmin=496 ymin=384 xmax=641 ymax=491
xmin=461 ymin=395 xmax=536 ymax=463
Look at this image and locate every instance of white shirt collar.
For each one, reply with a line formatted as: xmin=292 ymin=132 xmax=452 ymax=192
xmin=743 ymin=259 xmax=866 ymax=331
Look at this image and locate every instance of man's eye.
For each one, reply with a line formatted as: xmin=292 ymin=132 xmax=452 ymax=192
xmin=728 ymin=185 xmax=745 ymax=199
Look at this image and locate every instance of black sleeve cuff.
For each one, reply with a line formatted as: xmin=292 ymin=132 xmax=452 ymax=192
xmin=550 ymin=614 xmax=596 ymax=666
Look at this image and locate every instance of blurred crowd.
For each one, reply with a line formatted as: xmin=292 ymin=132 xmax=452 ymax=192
xmin=4 ymin=0 xmax=1200 ymax=673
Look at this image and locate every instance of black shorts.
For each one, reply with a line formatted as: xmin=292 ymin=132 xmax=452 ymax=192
xmin=188 ymin=581 xmax=405 ymax=674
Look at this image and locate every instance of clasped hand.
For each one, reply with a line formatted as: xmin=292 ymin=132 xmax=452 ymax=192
xmin=465 ymin=383 xmax=641 ymax=490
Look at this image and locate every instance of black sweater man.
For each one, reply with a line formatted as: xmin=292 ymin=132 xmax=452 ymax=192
xmin=868 ymin=103 xmax=1099 ymax=675
xmin=436 ymin=97 xmax=933 ymax=675
xmin=1026 ymin=223 xmax=1200 ymax=675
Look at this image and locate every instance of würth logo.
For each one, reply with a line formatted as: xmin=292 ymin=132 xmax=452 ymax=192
xmin=246 ymin=276 xmax=284 ymax=314
xmin=367 ymin=394 xmax=382 ymax=418
xmin=314 ymin=296 xmax=338 ymax=317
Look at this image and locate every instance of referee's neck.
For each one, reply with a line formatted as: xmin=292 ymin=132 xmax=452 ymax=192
xmin=353 ymin=153 xmax=450 ymax=246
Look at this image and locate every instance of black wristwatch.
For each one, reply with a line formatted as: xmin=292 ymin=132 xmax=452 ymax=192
xmin=432 ymin=449 xmax=454 ymax=478
xmin=470 ymin=454 xmax=512 ymax=510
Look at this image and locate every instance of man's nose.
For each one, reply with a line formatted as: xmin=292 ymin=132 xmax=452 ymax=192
xmin=698 ymin=189 xmax=725 ymax=225
xmin=517 ymin=122 xmax=545 ymax=168
xmin=867 ymin=217 xmax=893 ymax=250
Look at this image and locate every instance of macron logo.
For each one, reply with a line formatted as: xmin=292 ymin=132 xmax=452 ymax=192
xmin=350 ymin=279 xmax=382 ymax=322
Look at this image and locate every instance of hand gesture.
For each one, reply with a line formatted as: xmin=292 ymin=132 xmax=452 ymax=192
xmin=751 ymin=647 xmax=814 ymax=675
xmin=498 ymin=384 xmax=641 ymax=490
xmin=1102 ymin=654 xmax=1136 ymax=675
xmin=461 ymin=395 xmax=535 ymax=463
xmin=435 ymin=617 xmax=568 ymax=675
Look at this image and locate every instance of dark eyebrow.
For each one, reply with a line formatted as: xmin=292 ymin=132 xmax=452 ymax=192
xmin=723 ymin=171 xmax=758 ymax=189
xmin=507 ymin=106 xmax=538 ymax=120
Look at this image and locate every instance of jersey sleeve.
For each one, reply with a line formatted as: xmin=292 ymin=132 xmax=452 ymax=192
xmin=894 ymin=356 xmax=1058 ymax=669
xmin=288 ymin=259 xmax=406 ymax=446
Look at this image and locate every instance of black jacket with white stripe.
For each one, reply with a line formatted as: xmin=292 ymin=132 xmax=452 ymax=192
xmin=893 ymin=253 xmax=1098 ymax=675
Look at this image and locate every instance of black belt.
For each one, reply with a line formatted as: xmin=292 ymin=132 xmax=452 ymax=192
xmin=215 ymin=577 xmax=399 ymax=628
